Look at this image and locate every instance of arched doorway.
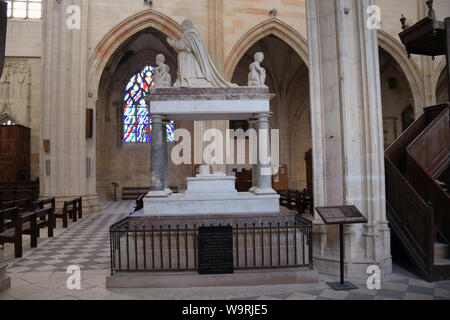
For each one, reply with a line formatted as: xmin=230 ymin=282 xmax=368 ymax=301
xmin=230 ymin=34 xmax=311 ymax=192
xmin=86 ymin=10 xmax=184 ymax=200
xmin=436 ymin=67 xmax=449 ymax=103
xmin=379 ymin=47 xmax=415 ymax=148
xmin=95 ymin=27 xmax=193 ymax=200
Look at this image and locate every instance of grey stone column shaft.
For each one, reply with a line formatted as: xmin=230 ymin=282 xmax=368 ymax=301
xmin=150 ymin=115 xmax=165 ymax=192
xmin=248 ymin=118 xmax=258 ymax=192
xmin=162 ymin=120 xmax=172 ymax=194
xmin=254 ymin=113 xmax=276 ymax=195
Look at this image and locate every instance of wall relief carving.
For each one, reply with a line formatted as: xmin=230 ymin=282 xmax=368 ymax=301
xmin=0 ymin=60 xmax=31 ymax=126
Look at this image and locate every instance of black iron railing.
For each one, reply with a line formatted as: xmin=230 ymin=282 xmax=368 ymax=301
xmin=109 ymin=216 xmax=313 ymax=275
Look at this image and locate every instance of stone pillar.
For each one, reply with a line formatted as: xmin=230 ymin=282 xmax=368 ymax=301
xmin=162 ymin=120 xmax=172 ymax=195
xmin=148 ymin=115 xmax=169 ymax=197
xmin=254 ymin=113 xmax=276 ymax=195
xmin=248 ymin=118 xmax=258 ymax=192
xmin=207 ymin=0 xmax=224 ymax=74
xmin=445 ymin=18 xmax=450 ymax=101
xmin=306 ymin=0 xmax=391 ymax=278
xmin=40 ymin=0 xmax=99 ymax=213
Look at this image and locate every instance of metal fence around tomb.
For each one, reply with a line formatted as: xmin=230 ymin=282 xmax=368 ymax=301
xmin=109 ymin=216 xmax=313 ymax=275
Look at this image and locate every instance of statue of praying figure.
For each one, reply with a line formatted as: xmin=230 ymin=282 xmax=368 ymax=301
xmin=153 ymin=54 xmax=172 ymax=88
xmin=247 ymin=52 xmax=267 ymax=87
xmin=167 ymin=20 xmax=237 ymax=88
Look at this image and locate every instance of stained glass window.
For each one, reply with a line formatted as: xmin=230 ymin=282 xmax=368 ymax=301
xmin=123 ymin=65 xmax=175 ymax=143
xmin=6 ymin=1 xmax=42 ymax=19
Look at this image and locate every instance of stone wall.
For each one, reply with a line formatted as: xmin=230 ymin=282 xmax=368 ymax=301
xmin=2 ymin=0 xmax=449 ymax=201
xmin=2 ymin=19 xmax=42 ymax=180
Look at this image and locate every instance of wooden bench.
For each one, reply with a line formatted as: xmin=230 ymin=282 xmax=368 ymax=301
xmin=53 ymin=197 xmax=82 ymax=228
xmin=119 ymin=185 xmax=178 ymax=201
xmin=287 ymin=190 xmax=301 ymax=212
xmin=278 ymin=189 xmax=314 ymax=215
xmin=300 ymin=189 xmax=314 ymax=214
xmin=278 ymin=190 xmax=288 ymax=206
xmin=0 ymin=207 xmax=38 ymax=258
xmin=32 ymin=198 xmax=55 ymax=238
xmin=0 ymin=189 xmax=32 ymax=203
xmin=122 ymin=187 xmax=151 ymax=200
xmin=1 ymin=198 xmax=55 ymax=238
xmin=0 ymin=198 xmax=32 ymax=213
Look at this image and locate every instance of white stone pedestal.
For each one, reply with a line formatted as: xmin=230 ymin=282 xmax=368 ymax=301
xmin=144 ymin=169 xmax=279 ymax=216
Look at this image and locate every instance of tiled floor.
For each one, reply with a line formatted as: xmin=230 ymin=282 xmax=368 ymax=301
xmin=0 ymin=201 xmax=449 ymax=300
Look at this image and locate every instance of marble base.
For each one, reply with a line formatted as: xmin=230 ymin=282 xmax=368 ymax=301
xmin=145 ymin=170 xmax=279 ymax=216
xmin=147 ymin=190 xmax=172 ymax=198
xmin=186 ymin=174 xmax=237 ymax=195
xmin=143 ymin=192 xmax=280 ymax=216
xmin=106 ymin=268 xmax=319 ymax=288
xmin=254 ymin=187 xmax=277 ymax=195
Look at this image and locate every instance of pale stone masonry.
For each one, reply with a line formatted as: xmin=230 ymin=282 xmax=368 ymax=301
xmin=307 ymin=0 xmax=391 ymax=277
xmin=1 ymin=0 xmax=449 ymax=281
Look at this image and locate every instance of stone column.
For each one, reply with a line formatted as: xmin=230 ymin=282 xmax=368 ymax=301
xmin=254 ymin=113 xmax=276 ymax=195
xmin=207 ymin=0 xmax=224 ymax=74
xmin=445 ymin=18 xmax=450 ymax=101
xmin=40 ymin=0 xmax=99 ymax=213
xmin=162 ymin=120 xmax=172 ymax=195
xmin=148 ymin=115 xmax=169 ymax=197
xmin=248 ymin=118 xmax=258 ymax=192
xmin=306 ymin=0 xmax=391 ymax=278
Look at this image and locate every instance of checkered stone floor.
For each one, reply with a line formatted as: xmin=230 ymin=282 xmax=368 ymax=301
xmin=6 ymin=201 xmax=132 ymax=274
xmin=2 ymin=201 xmax=450 ymax=300
xmin=227 ymin=269 xmax=450 ymax=300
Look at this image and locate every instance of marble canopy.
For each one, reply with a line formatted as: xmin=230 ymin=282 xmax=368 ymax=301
xmin=145 ymin=87 xmax=274 ymax=121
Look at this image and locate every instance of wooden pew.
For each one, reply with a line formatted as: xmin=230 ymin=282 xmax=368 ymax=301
xmin=0 ymin=198 xmax=32 ymax=213
xmin=32 ymin=198 xmax=55 ymax=238
xmin=300 ymin=189 xmax=314 ymax=214
xmin=1 ymin=198 xmax=55 ymax=239
xmin=0 ymin=189 xmax=32 ymax=203
xmin=53 ymin=197 xmax=82 ymax=228
xmin=122 ymin=187 xmax=151 ymax=200
xmin=0 ymin=207 xmax=38 ymax=258
xmin=277 ymin=190 xmax=288 ymax=207
xmin=286 ymin=190 xmax=300 ymax=211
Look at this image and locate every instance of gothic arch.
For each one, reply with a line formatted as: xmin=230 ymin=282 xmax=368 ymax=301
xmin=434 ymin=59 xmax=448 ymax=103
xmin=377 ymin=30 xmax=423 ymax=113
xmin=433 ymin=58 xmax=447 ymax=96
xmin=224 ymin=18 xmax=309 ymax=81
xmin=87 ymin=9 xmax=182 ymax=103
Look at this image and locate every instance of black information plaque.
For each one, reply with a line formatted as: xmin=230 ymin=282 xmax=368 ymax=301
xmin=315 ymin=206 xmax=368 ymax=225
xmin=315 ymin=205 xmax=367 ymax=291
xmin=198 ymin=226 xmax=234 ymax=275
